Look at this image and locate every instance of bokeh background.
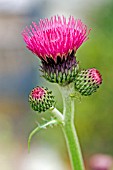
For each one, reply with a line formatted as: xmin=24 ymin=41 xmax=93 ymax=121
xmin=0 ymin=0 xmax=113 ymax=169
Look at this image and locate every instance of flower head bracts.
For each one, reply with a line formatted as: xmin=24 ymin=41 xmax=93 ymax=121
xmin=41 ymin=52 xmax=79 ymax=85
xmin=22 ymin=15 xmax=90 ymax=62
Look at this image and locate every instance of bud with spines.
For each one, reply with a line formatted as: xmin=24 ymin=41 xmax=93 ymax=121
xmin=74 ymin=68 xmax=102 ymax=96
xmin=29 ymin=86 xmax=55 ymax=112
xmin=41 ymin=53 xmax=79 ymax=86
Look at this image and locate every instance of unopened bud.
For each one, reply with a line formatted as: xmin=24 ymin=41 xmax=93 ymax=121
xmin=29 ymin=86 xmax=55 ymax=112
xmin=75 ymin=68 xmax=102 ymax=96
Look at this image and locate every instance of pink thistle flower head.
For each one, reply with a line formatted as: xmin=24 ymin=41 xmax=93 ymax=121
xmin=29 ymin=86 xmax=55 ymax=112
xmin=22 ymin=15 xmax=90 ymax=62
xmin=75 ymin=68 xmax=102 ymax=96
xmin=22 ymin=15 xmax=91 ymax=85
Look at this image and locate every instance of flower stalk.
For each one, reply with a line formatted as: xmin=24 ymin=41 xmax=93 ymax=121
xmin=59 ymin=85 xmax=84 ymax=170
xmin=50 ymin=106 xmax=64 ymax=122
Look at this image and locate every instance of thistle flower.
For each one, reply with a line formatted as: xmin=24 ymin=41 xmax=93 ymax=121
xmin=22 ymin=15 xmax=90 ymax=85
xmin=29 ymin=86 xmax=55 ymax=112
xmin=75 ymin=68 xmax=102 ymax=96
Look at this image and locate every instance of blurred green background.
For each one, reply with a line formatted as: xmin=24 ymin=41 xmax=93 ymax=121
xmin=0 ymin=0 xmax=113 ymax=169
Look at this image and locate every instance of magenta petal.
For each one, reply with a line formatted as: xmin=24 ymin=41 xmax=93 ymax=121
xmin=22 ymin=15 xmax=91 ymax=62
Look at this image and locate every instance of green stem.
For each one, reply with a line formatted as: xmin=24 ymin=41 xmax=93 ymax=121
xmin=50 ymin=106 xmax=64 ymax=122
xmin=28 ymin=119 xmax=58 ymax=152
xmin=59 ymin=85 xmax=84 ymax=170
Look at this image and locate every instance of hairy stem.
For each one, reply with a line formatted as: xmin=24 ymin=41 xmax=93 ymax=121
xmin=50 ymin=106 xmax=64 ymax=122
xmin=59 ymin=85 xmax=84 ymax=170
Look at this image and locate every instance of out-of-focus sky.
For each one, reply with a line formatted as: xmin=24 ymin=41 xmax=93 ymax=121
xmin=0 ymin=0 xmax=107 ymax=15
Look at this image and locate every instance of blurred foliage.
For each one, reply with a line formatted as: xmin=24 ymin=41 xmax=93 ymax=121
xmin=74 ymin=0 xmax=113 ymax=155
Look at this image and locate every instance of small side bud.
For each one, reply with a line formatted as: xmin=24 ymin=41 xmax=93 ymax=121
xmin=29 ymin=86 xmax=55 ymax=112
xmin=75 ymin=68 xmax=102 ymax=96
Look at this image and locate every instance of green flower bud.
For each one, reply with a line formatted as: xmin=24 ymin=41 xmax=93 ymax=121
xmin=29 ymin=86 xmax=55 ymax=112
xmin=75 ymin=68 xmax=102 ymax=96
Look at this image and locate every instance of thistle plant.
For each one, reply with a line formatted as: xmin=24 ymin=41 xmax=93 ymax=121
xmin=22 ymin=15 xmax=102 ymax=170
